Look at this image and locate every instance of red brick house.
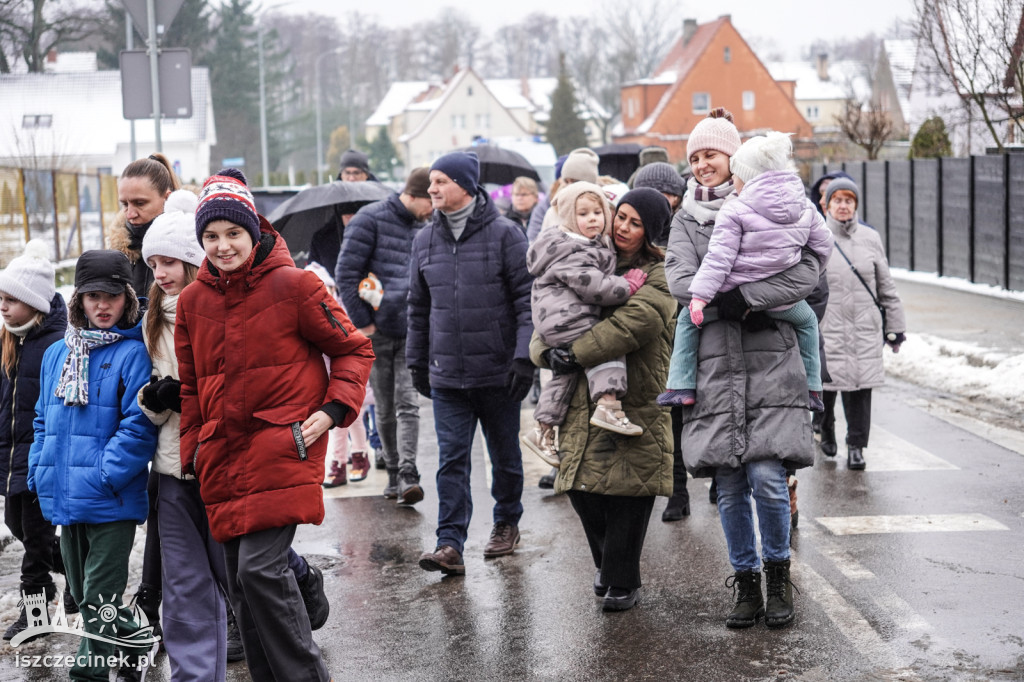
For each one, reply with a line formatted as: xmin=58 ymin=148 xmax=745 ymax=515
xmin=615 ymin=16 xmax=812 ymax=162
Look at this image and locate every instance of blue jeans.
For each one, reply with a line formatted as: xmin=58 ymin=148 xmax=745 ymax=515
xmin=668 ymin=300 xmax=821 ymax=391
xmin=715 ymin=459 xmax=790 ymax=572
xmin=431 ymin=387 xmax=525 ymax=555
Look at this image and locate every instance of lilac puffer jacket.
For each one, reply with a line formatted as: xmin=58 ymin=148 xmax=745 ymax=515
xmin=688 ymin=170 xmax=832 ymax=303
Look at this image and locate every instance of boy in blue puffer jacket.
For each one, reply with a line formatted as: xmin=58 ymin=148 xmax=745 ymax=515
xmin=29 ymin=249 xmax=158 ymax=681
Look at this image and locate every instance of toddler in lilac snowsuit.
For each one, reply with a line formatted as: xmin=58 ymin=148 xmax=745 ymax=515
xmin=521 ymin=182 xmax=648 ymax=465
xmin=658 ymin=132 xmax=833 ymax=409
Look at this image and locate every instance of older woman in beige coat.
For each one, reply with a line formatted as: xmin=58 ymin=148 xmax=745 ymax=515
xmin=819 ymin=178 xmax=906 ymax=470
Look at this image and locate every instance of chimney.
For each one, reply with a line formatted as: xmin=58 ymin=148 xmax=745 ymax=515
xmin=816 ymin=53 xmax=829 ymax=81
xmin=47 ymin=49 xmax=58 ymax=63
xmin=683 ymin=19 xmax=698 ymax=46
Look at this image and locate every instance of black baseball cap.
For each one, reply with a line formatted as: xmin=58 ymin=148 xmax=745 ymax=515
xmin=74 ymin=250 xmax=133 ymax=294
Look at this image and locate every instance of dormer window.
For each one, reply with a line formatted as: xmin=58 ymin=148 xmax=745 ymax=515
xmin=467 ymin=86 xmax=473 ymax=96
xmin=22 ymin=114 xmax=52 ymax=128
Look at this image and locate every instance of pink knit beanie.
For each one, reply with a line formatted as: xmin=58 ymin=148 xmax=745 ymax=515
xmin=686 ymin=108 xmax=741 ymax=160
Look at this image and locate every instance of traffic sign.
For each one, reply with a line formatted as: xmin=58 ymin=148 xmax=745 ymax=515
xmin=119 ymin=49 xmax=193 ymax=120
xmin=123 ymin=0 xmax=186 ymax=41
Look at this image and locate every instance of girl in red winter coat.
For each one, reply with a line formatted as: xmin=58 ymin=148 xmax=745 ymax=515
xmin=176 ymin=169 xmax=374 ymax=682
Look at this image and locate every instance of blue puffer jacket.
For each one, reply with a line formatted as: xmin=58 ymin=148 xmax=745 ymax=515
xmin=336 ymin=193 xmax=424 ymax=337
xmin=407 ymin=191 xmax=533 ymax=389
xmin=28 ymin=319 xmax=157 ymax=525
xmin=0 ymin=293 xmax=66 ymax=497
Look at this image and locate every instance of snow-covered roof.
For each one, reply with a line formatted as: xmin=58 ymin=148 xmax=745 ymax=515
xmin=366 ymin=80 xmax=430 ymax=126
xmin=368 ymin=74 xmax=609 ymax=130
xmin=6 ymin=51 xmax=97 ymax=74
xmin=883 ymin=39 xmax=917 ymax=118
xmin=767 ymin=60 xmax=872 ymax=102
xmin=0 ymin=68 xmax=212 ymax=159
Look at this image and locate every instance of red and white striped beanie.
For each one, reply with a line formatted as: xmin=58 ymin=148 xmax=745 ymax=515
xmin=195 ymin=168 xmax=261 ymax=244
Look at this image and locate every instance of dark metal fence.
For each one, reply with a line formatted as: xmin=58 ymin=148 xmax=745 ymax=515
xmin=816 ymin=155 xmax=1024 ymax=292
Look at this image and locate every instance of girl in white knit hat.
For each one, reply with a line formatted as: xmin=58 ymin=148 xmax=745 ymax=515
xmin=658 ymin=131 xmax=833 ymax=411
xmin=0 ymin=241 xmax=71 ymax=641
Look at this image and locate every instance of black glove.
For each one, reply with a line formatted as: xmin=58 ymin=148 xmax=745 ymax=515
xmin=546 ymin=347 xmax=582 ymax=375
xmin=741 ymin=311 xmax=777 ymax=333
xmin=155 ymin=377 xmax=182 ymax=413
xmin=506 ymin=359 xmax=535 ymax=402
xmin=885 ymin=332 xmax=906 ymax=353
xmin=711 ymin=288 xmax=750 ymax=321
xmin=410 ymin=367 xmax=432 ymax=398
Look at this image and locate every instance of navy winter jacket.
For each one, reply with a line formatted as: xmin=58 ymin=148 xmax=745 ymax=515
xmin=336 ymin=193 xmax=424 ymax=337
xmin=406 ymin=191 xmax=534 ymax=389
xmin=0 ymin=293 xmax=66 ymax=497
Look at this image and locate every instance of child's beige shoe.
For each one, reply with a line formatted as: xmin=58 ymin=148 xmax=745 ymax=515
xmin=590 ymin=401 xmax=643 ymax=436
xmin=520 ymin=426 xmax=560 ymax=467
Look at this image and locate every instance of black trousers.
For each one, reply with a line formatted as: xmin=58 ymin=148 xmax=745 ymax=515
xmin=668 ymin=406 xmax=690 ymax=502
xmin=3 ymin=490 xmax=56 ymax=590
xmin=567 ymin=491 xmax=655 ymax=590
xmin=140 ymin=469 xmax=162 ymax=590
xmin=822 ymin=388 xmax=873 ymax=448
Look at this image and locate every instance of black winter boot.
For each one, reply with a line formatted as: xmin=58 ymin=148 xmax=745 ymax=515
xmin=132 ymin=584 xmax=162 ymax=642
xmin=4 ymin=583 xmax=56 ymax=641
xmin=820 ymin=424 xmax=837 ymax=457
xmin=764 ymin=559 xmax=798 ymax=628
xmin=847 ymin=447 xmax=866 ymax=470
xmin=724 ymin=571 xmax=763 ymax=628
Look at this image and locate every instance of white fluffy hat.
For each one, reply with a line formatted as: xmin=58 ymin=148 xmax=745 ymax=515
xmin=141 ymin=190 xmax=205 ymax=267
xmin=729 ymin=131 xmax=793 ymax=184
xmin=0 ymin=240 xmax=55 ymax=314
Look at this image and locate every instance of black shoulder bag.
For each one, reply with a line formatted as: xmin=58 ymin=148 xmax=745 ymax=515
xmin=833 ymin=242 xmax=887 ymax=343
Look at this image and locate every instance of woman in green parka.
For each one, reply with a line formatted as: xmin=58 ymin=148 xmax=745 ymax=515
xmin=530 ymin=188 xmax=676 ymax=613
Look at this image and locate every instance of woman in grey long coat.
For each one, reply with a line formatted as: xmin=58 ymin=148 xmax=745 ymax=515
xmin=818 ymin=178 xmax=906 ymax=470
xmin=665 ymin=109 xmax=820 ymax=630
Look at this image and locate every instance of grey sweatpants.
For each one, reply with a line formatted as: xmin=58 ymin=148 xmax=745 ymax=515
xmin=533 ymin=358 xmax=627 ymax=426
xmin=222 ymin=524 xmax=329 ymax=682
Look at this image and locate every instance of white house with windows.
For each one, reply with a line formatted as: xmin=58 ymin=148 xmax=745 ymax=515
xmin=0 ymin=53 xmax=215 ymax=183
xmin=365 ymin=68 xmax=606 ymax=171
xmin=767 ymin=55 xmax=872 ymax=136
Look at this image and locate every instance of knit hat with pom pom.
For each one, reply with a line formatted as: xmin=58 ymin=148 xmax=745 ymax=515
xmin=0 ymin=240 xmax=55 ymax=314
xmin=142 ymin=189 xmax=205 ymax=267
xmin=686 ymin=108 xmax=742 ymax=160
xmin=729 ymin=131 xmax=794 ymax=184
xmin=195 ymin=168 xmax=260 ymax=244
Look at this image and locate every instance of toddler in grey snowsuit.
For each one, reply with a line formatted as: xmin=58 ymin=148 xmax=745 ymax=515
xmin=521 ymin=182 xmax=648 ymax=466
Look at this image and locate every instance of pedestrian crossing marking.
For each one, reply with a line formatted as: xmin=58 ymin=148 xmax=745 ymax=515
xmin=822 ymin=415 xmax=958 ymax=471
xmin=816 ymin=513 xmax=1009 ymax=535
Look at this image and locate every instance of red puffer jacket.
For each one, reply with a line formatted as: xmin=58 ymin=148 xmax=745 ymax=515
xmin=176 ymin=217 xmax=374 ymax=542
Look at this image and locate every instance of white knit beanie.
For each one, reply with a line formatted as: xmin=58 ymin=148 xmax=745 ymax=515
xmin=686 ymin=108 xmax=742 ymax=160
xmin=0 ymin=240 xmax=55 ymax=314
xmin=142 ymin=189 xmax=205 ymax=267
xmin=560 ymin=148 xmax=600 ymax=183
xmin=729 ymin=131 xmax=793 ymax=184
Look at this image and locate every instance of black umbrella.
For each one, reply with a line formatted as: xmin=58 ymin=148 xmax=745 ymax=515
xmin=266 ymin=181 xmax=392 ymax=262
xmin=455 ymin=145 xmax=540 ymax=185
xmin=592 ymin=143 xmax=643 ymax=182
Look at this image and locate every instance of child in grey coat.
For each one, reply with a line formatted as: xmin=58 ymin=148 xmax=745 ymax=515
xmin=521 ymin=182 xmax=648 ymax=465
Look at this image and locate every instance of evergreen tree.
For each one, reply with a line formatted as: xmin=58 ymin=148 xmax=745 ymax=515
xmin=545 ymin=53 xmax=588 ymax=157
xmin=368 ymin=129 xmax=400 ymax=180
xmin=910 ymin=116 xmax=952 ymax=158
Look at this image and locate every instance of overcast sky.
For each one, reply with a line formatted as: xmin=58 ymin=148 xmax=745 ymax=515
xmin=278 ymin=0 xmax=916 ymax=59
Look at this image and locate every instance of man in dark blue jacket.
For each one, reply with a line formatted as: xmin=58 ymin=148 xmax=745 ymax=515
xmin=336 ymin=168 xmax=433 ymax=504
xmin=407 ymin=151 xmax=534 ymax=576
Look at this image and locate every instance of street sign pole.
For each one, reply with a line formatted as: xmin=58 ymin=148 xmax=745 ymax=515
xmin=126 ymin=8 xmax=136 ymax=160
xmin=146 ymin=0 xmax=162 ymax=151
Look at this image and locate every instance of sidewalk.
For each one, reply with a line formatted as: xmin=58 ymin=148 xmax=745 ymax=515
xmin=885 ymin=270 xmax=1024 ymax=419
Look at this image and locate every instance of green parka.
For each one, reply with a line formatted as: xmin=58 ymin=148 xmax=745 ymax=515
xmin=530 ymin=256 xmax=676 ymax=497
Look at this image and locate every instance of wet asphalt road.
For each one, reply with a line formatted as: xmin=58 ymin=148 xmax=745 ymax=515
xmin=1 ymin=279 xmax=1023 ymax=681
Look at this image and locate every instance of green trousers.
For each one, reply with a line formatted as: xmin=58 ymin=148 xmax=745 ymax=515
xmin=61 ymin=521 xmax=145 ymax=681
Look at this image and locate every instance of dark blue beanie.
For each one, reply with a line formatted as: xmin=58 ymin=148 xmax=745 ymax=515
xmin=430 ymin=152 xmax=479 ymax=196
xmin=554 ymin=154 xmax=568 ymax=180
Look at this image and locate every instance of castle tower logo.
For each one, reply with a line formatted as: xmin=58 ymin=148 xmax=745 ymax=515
xmin=9 ymin=588 xmax=161 ymax=649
